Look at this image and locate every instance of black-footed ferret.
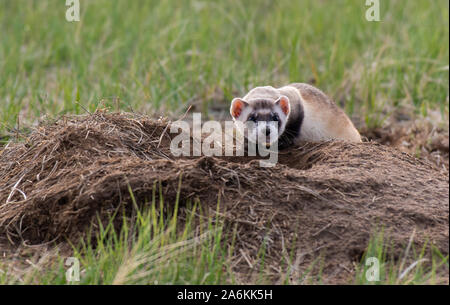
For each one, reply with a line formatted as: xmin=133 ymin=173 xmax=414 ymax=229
xmin=230 ymin=83 xmax=361 ymax=148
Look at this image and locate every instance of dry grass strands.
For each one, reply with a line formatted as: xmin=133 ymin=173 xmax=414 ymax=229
xmin=0 ymin=111 xmax=448 ymax=283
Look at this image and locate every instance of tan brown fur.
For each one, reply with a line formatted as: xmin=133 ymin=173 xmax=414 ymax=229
xmin=285 ymin=83 xmax=361 ymax=143
xmin=231 ymin=83 xmax=361 ymax=145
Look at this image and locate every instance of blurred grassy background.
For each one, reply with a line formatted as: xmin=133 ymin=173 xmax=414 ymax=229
xmin=0 ymin=0 xmax=448 ymax=135
xmin=0 ymin=0 xmax=448 ymax=284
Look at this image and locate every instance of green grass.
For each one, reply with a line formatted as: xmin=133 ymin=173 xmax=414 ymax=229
xmin=354 ymin=230 xmax=449 ymax=284
xmin=0 ymin=0 xmax=448 ymax=284
xmin=0 ymin=0 xmax=448 ymax=135
xmin=0 ymin=181 xmax=447 ymax=285
xmin=1 ymin=200 xmax=447 ymax=284
xmin=0 ymin=184 xmax=237 ymax=285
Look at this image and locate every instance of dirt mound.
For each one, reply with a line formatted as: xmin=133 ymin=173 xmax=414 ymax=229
xmin=0 ymin=111 xmax=448 ymax=283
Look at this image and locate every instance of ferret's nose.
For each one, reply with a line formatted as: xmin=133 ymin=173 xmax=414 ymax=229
xmin=265 ymin=127 xmax=271 ymax=137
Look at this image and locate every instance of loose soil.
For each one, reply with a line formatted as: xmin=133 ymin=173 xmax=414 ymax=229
xmin=0 ymin=111 xmax=448 ymax=283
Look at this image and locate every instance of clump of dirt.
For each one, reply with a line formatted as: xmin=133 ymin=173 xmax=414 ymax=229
xmin=0 ymin=111 xmax=448 ymax=283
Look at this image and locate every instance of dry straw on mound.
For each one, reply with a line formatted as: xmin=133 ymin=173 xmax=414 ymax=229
xmin=0 ymin=111 xmax=448 ymax=283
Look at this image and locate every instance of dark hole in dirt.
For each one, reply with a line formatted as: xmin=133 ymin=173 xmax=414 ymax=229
xmin=219 ymin=145 xmax=324 ymax=171
xmin=57 ymin=197 xmax=68 ymax=206
xmin=348 ymin=248 xmax=365 ymax=263
xmin=0 ymin=112 xmax=448 ymax=284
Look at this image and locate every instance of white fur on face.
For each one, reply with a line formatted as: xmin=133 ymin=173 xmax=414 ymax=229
xmin=232 ymin=105 xmax=252 ymax=142
xmin=233 ymin=106 xmax=253 ymax=122
xmin=238 ymin=104 xmax=288 ymax=145
xmin=246 ymin=121 xmax=279 ymax=144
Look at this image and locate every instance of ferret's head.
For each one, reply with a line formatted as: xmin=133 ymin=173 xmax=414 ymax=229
xmin=230 ymin=95 xmax=290 ymax=145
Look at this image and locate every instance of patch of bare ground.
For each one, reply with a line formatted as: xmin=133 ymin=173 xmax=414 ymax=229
xmin=0 ymin=111 xmax=448 ymax=283
xmin=361 ymin=119 xmax=449 ymax=173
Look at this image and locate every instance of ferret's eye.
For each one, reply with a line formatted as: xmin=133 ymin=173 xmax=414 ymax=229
xmin=248 ymin=115 xmax=257 ymax=122
xmin=271 ymin=113 xmax=279 ymax=121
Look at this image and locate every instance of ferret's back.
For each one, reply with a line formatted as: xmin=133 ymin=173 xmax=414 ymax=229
xmin=287 ymin=83 xmax=337 ymax=108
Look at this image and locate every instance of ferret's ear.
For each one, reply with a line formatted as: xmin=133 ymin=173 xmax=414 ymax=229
xmin=230 ymin=98 xmax=248 ymax=119
xmin=276 ymin=95 xmax=290 ymax=116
